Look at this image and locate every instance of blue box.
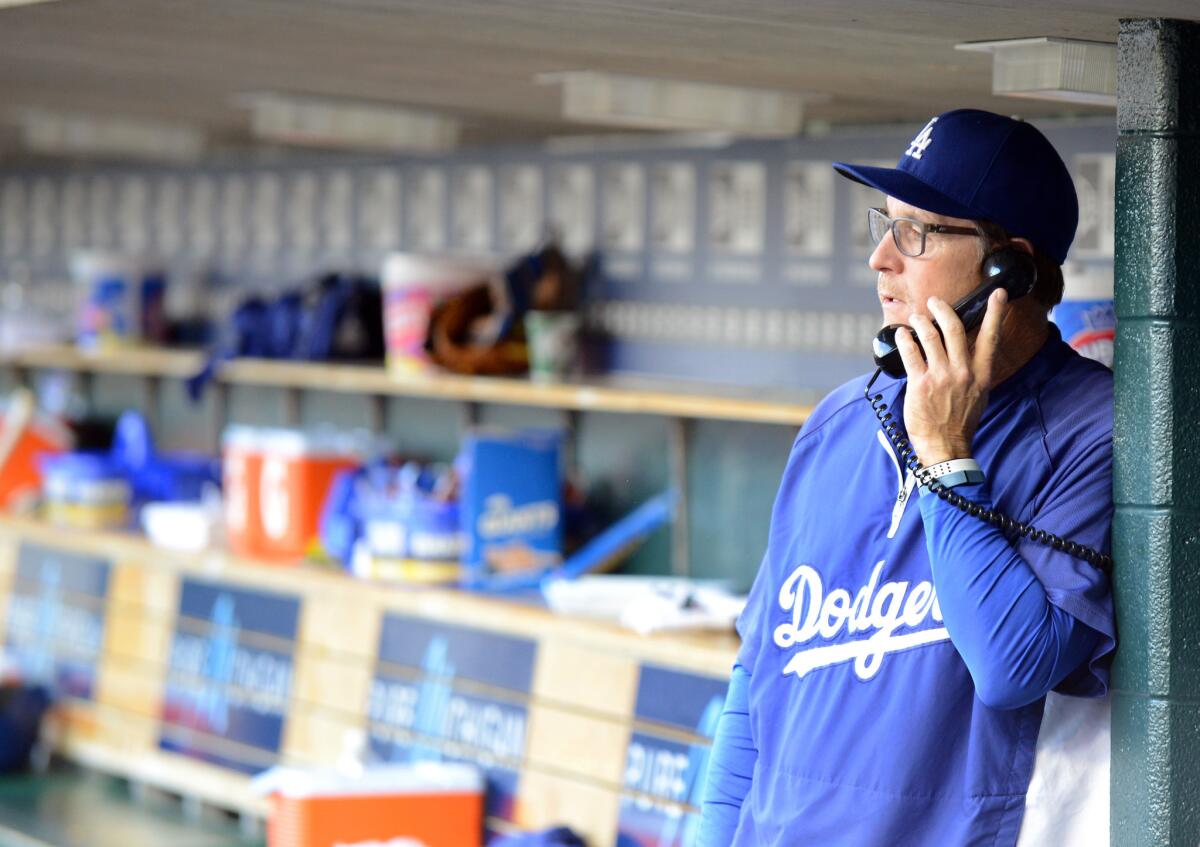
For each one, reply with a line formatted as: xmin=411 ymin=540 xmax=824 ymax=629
xmin=459 ymin=430 xmax=562 ymax=583
xmin=1051 ymin=298 xmax=1114 ymax=368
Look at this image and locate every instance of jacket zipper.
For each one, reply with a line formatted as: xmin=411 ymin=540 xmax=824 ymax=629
xmin=876 ymin=429 xmax=917 ymax=539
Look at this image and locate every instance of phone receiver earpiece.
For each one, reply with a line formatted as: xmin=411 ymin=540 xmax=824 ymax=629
xmin=951 ymin=245 xmax=1036 ymax=331
xmin=980 ymin=245 xmax=1036 ymax=301
xmin=870 ymin=244 xmax=1037 ymax=379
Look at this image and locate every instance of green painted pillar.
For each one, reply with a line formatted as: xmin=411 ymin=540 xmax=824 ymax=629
xmin=1112 ymin=17 xmax=1200 ymax=847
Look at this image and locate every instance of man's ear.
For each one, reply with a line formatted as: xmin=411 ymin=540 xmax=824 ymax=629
xmin=1009 ymin=237 xmax=1036 ymax=257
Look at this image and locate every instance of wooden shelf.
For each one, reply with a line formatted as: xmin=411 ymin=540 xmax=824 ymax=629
xmin=0 ymin=514 xmax=739 ymax=844
xmin=8 ymin=345 xmax=204 ymax=379
xmin=0 ymin=514 xmax=741 ymax=665
xmin=6 ymin=345 xmax=814 ymax=426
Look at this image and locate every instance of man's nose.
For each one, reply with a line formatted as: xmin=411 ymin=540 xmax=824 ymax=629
xmin=868 ymin=229 xmax=899 ymax=273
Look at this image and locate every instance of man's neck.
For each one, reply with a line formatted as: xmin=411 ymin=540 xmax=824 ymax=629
xmin=989 ymin=311 xmax=1050 ymax=388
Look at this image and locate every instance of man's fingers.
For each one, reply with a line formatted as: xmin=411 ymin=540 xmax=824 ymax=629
xmin=895 ymin=326 xmax=926 ymax=378
xmin=927 ymin=297 xmax=969 ymax=366
xmin=908 ymin=313 xmax=947 ymax=370
xmin=973 ymin=288 xmax=1008 ymax=381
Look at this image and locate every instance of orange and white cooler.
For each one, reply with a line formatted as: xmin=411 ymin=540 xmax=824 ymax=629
xmin=256 ymin=429 xmax=360 ymax=561
xmin=0 ymin=388 xmax=71 ymax=512
xmin=223 ymin=425 xmax=264 ymax=558
xmin=224 ymin=426 xmax=363 ymax=562
xmin=252 ymin=762 xmax=485 ymax=847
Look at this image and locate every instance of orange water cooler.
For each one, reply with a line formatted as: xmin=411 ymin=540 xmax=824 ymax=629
xmin=0 ymin=389 xmax=71 ymax=512
xmin=224 ymin=426 xmax=362 ymax=561
xmin=223 ymin=425 xmax=264 ymax=558
xmin=254 ymin=762 xmax=485 ymax=847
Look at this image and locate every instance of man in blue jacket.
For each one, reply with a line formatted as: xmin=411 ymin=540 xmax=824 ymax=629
xmin=697 ymin=109 xmax=1115 ymax=846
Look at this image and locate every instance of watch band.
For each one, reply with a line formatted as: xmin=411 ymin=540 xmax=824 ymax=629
xmin=918 ymin=458 xmax=985 ymax=495
xmin=922 ymin=458 xmax=981 ymax=478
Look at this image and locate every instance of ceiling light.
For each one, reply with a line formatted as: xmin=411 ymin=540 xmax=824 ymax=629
xmin=538 ymin=71 xmax=808 ymax=137
xmin=956 ymin=37 xmax=1116 ymax=106
xmin=16 ymin=109 xmax=205 ymax=162
xmin=238 ymin=92 xmax=460 ymax=153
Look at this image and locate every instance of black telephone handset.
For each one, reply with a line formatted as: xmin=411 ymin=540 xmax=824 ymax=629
xmin=863 ymin=246 xmax=1113 ymax=573
xmin=871 ymin=246 xmax=1038 ymax=379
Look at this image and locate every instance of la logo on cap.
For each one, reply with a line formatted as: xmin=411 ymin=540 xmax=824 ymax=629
xmin=905 ymin=117 xmax=938 ymax=160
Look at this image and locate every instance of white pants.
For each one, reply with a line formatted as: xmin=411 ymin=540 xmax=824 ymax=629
xmin=1018 ymin=692 xmax=1111 ymax=846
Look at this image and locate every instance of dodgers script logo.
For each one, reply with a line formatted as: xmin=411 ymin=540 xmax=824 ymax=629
xmin=773 ymin=560 xmax=949 ymax=681
xmin=905 ymin=117 xmax=938 ymax=160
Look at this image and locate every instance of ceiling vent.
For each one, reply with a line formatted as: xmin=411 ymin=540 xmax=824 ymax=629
xmin=956 ymin=37 xmax=1116 ymax=107
xmin=538 ymin=71 xmax=810 ymax=137
xmin=238 ymin=92 xmax=460 ymax=153
xmin=17 ymin=109 xmax=205 ymax=162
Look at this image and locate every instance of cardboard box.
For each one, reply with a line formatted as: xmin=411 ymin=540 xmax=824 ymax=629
xmin=459 ymin=430 xmax=562 ymax=583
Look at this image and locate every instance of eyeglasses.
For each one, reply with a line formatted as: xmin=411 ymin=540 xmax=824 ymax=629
xmin=867 ymin=207 xmax=980 ymax=257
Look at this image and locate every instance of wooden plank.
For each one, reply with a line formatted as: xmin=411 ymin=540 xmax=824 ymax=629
xmin=221 ymin=358 xmax=814 ymax=425
xmin=6 ymin=345 xmax=812 ymax=426
xmin=94 ymin=654 xmax=164 ymax=720
xmin=0 ymin=514 xmax=739 ymax=676
xmin=103 ymin=612 xmax=172 ymax=666
xmin=47 ymin=700 xmax=103 ymax=744
xmin=618 ymin=631 xmax=739 ymax=678
xmin=0 ymin=512 xmax=743 ymax=846
xmin=0 ymin=519 xmax=172 ymax=576
xmin=532 ymin=640 xmax=639 ymax=718
xmin=57 ymin=732 xmax=270 ymax=817
xmin=52 ymin=699 xmax=159 ymax=753
xmin=370 ymin=587 xmax=562 ymax=650
xmin=296 ymin=593 xmax=380 ymax=659
xmin=524 ymin=703 xmax=629 ymax=786
xmin=0 ymin=536 xmax=17 ymax=637
xmin=110 ymin=563 xmax=179 ymax=616
xmin=290 ymin=648 xmax=373 ymax=716
xmin=10 ymin=346 xmax=204 ymax=378
xmin=0 ymin=515 xmax=739 ymax=674
xmin=283 ymin=704 xmax=364 ymax=765
xmin=0 ymin=535 xmax=18 ymax=576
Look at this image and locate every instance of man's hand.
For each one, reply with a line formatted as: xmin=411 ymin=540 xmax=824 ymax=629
xmin=894 ymin=289 xmax=1008 ymax=466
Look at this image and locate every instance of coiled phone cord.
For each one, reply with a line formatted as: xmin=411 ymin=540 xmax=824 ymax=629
xmin=865 ymin=368 xmax=1114 ymax=574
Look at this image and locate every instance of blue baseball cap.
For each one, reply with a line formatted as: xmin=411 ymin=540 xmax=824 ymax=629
xmin=833 ymin=109 xmax=1078 ymax=264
